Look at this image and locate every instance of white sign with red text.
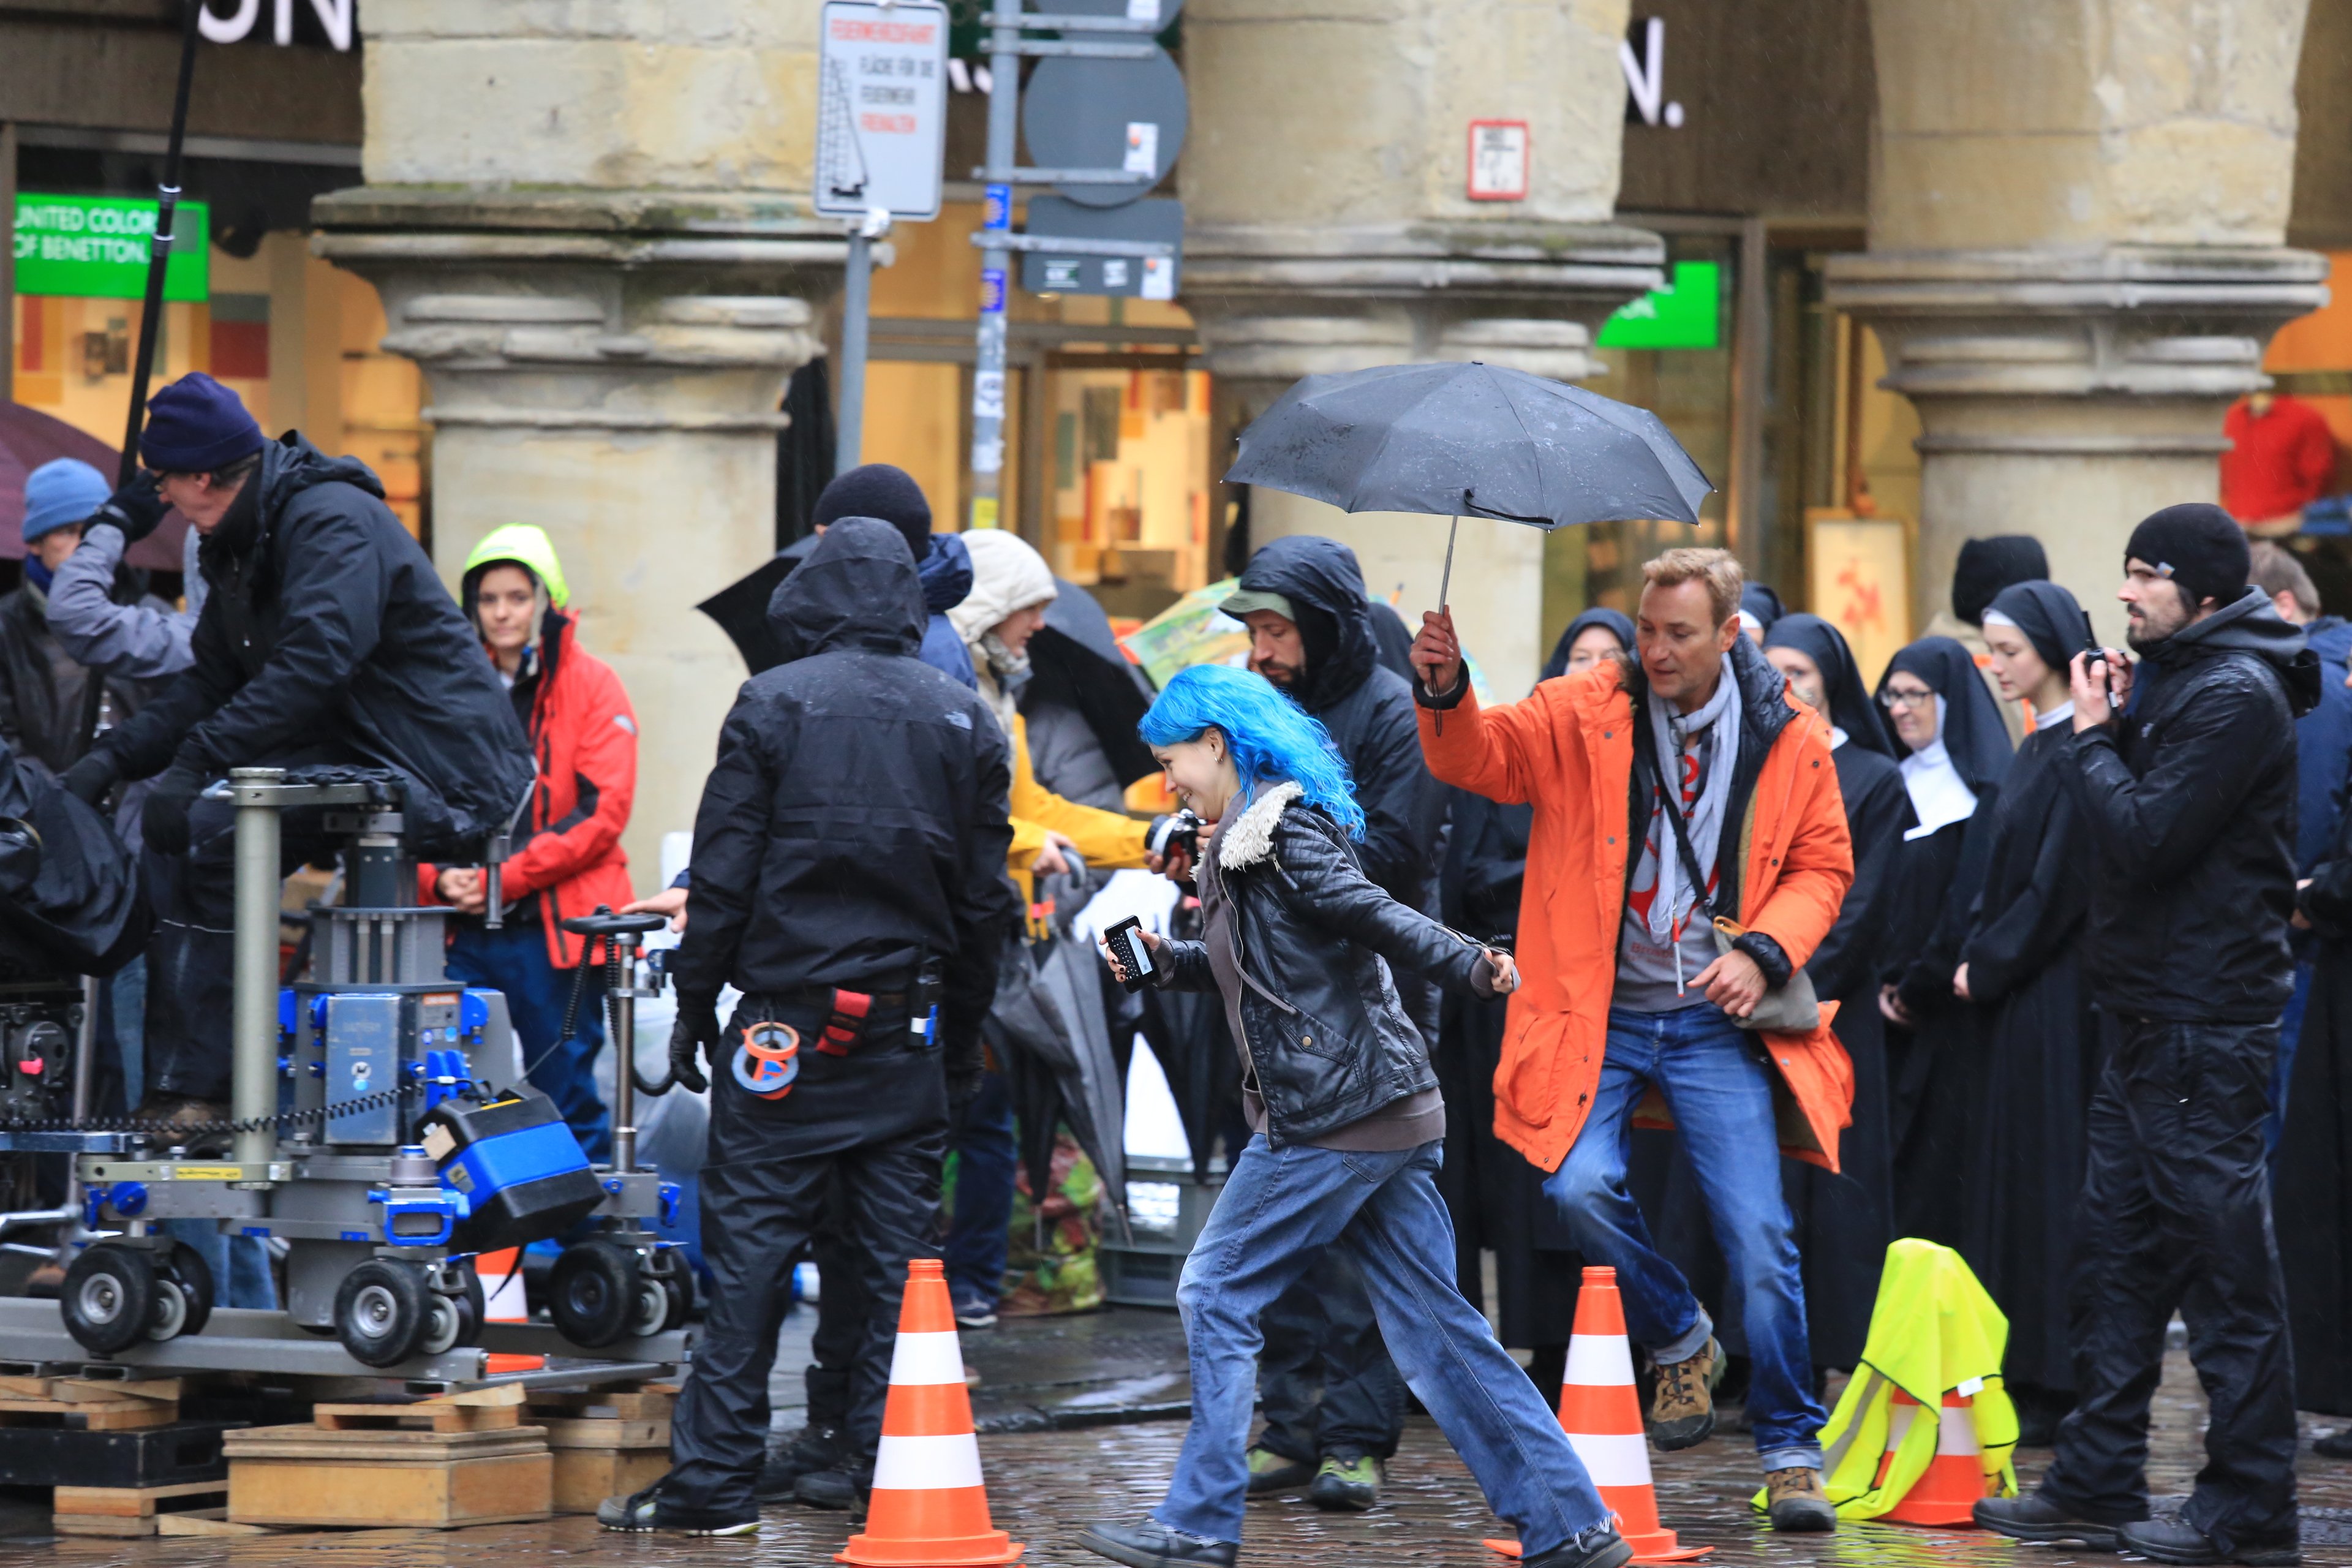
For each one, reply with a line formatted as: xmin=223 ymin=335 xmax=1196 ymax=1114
xmin=816 ymin=1 xmax=950 ymax=219
xmin=1467 ymin=119 xmax=1529 ymax=201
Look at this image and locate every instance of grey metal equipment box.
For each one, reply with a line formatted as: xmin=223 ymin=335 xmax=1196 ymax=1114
xmin=1100 ymin=1153 xmax=1223 ymax=1309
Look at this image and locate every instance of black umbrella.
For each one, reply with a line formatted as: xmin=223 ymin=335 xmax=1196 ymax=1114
xmin=1031 ymin=576 xmax=1159 ymax=787
xmin=696 ymin=533 xmax=822 ymax=676
xmin=1226 ymin=361 xmax=1712 ymax=608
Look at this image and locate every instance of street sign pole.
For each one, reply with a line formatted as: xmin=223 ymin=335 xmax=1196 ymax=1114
xmin=835 ymin=208 xmax=891 ymax=475
xmin=968 ymin=13 xmax=1020 ymax=530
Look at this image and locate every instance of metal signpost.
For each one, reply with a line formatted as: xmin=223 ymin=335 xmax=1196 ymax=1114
xmin=967 ymin=1 xmax=1187 ymax=531
xmin=816 ymin=0 xmax=950 ymax=475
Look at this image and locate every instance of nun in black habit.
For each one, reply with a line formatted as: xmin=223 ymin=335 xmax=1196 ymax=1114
xmin=1874 ymin=636 xmax=2013 ymax=1248
xmin=2286 ymin=758 xmax=2352 ymax=1433
xmin=1432 ymin=608 xmax=1633 ymax=1411
xmin=1760 ymin=613 xmax=1914 ymax=1369
xmin=1954 ymin=581 xmax=2101 ymax=1441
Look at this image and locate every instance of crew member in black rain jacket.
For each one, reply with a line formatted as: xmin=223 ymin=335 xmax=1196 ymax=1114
xmin=61 ymin=374 xmax=533 ymax=1125
xmin=1215 ymin=533 xmax=1448 ymax=1512
xmin=604 ymin=519 xmax=1017 ymax=1537
xmin=1980 ymin=503 xmax=2315 ymax=1567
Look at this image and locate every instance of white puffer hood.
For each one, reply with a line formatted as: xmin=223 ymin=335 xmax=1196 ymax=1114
xmin=949 ymin=529 xmax=1058 ymax=647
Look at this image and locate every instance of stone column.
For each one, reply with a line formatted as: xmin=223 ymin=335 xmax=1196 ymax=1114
xmin=1180 ymin=0 xmax=1662 ymax=699
xmin=314 ymin=2 xmax=842 ymax=875
xmin=1827 ymin=0 xmax=2328 ymax=643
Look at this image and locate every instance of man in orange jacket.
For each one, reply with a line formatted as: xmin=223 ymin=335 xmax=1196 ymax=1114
xmin=1411 ymin=548 xmax=1853 ymax=1532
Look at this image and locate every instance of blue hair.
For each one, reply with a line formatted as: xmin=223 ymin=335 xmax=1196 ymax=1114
xmin=1139 ymin=664 xmax=1366 ymax=839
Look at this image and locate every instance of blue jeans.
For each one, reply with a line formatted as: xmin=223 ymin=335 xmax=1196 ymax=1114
xmin=1156 ymin=1136 xmax=1608 ymax=1553
xmin=942 ymin=1068 xmax=1016 ymax=1310
xmin=445 ymin=918 xmax=612 ymax=1163
xmin=1541 ymin=1005 xmax=1826 ymax=1471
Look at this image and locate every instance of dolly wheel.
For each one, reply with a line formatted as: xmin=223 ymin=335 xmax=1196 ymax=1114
xmin=548 ymin=1240 xmax=641 ymax=1349
xmin=61 ymin=1245 xmax=157 ymax=1355
xmin=159 ymin=1241 xmax=216 ymax=1340
xmin=335 ymin=1259 xmax=431 ymax=1367
xmin=647 ymin=1248 xmax=695 ymax=1331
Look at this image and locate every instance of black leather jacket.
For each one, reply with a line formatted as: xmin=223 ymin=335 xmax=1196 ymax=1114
xmin=1155 ymin=783 xmax=1491 ymax=1145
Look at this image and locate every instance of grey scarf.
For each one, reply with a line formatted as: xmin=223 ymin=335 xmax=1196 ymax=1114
xmin=1643 ymin=653 xmax=1739 ymax=946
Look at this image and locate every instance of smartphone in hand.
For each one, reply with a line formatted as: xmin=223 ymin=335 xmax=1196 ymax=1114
xmin=1102 ymin=914 xmax=1155 ymax=993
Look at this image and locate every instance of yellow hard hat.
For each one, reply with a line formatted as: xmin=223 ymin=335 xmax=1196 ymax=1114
xmin=462 ymin=524 xmax=569 ymax=609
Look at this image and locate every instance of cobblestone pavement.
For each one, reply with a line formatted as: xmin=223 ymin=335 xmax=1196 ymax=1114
xmin=14 ymin=1338 xmax=2351 ymax=1567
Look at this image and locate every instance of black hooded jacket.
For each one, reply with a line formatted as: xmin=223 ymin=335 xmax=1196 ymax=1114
xmin=1232 ymin=535 xmax=1446 ymax=909
xmin=673 ymin=520 xmax=1017 ymax=1047
xmin=95 ymin=433 xmax=534 ymax=853
xmin=2068 ymin=588 xmax=2320 ymax=1022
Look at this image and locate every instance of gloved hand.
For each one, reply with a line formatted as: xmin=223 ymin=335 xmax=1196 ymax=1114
xmin=90 ymin=472 xmax=167 ymax=544
xmin=140 ymin=766 xmax=205 ymax=857
xmin=669 ymin=994 xmax=720 ymax=1095
xmin=60 ymin=750 xmax=120 ymax=807
xmin=947 ymin=1068 xmax=982 ymax=1121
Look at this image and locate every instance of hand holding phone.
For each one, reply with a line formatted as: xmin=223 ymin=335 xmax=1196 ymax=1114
xmin=1101 ymin=915 xmax=1158 ymax=993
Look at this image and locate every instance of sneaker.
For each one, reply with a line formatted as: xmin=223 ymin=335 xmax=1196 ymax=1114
xmin=1521 ymin=1522 xmax=1635 ymax=1568
xmin=1972 ymin=1493 xmax=2123 ymax=1550
xmin=795 ymin=1464 xmax=871 ymax=1515
xmin=596 ymin=1484 xmax=758 ymax=1536
xmin=2316 ymin=1428 xmax=2352 ymax=1460
xmin=757 ymin=1423 xmax=843 ymax=1501
xmin=1762 ymin=1466 xmax=1836 ymax=1532
xmin=2117 ymin=1517 xmax=2301 ymax=1566
xmin=1305 ymin=1450 xmax=1381 ymax=1511
xmin=1644 ymin=1335 xmax=1722 ymax=1450
xmin=1076 ymin=1518 xmax=1238 ymax=1568
xmin=1245 ymin=1446 xmax=1314 ymax=1494
xmin=953 ymin=1293 xmax=999 ymax=1330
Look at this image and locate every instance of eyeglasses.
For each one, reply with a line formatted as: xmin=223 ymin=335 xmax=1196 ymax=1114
xmin=1879 ymin=687 xmax=1935 ymax=711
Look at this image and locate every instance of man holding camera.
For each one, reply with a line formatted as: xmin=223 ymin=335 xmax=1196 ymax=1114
xmin=1978 ymin=505 xmax=2311 ymax=1567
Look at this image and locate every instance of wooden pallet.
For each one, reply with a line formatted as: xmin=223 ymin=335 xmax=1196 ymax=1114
xmin=225 ymin=1390 xmax=552 ymax=1531
xmin=51 ymin=1479 xmax=226 ymax=1538
xmin=311 ymin=1383 xmax=524 ymax=1434
xmin=0 ymin=1376 xmax=179 ymax=1433
xmin=526 ymin=1383 xmax=676 ymax=1514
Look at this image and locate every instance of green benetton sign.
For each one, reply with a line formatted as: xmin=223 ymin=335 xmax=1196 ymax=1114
xmin=1598 ymin=259 xmax=1719 ymax=350
xmin=12 ymin=195 xmax=209 ymax=303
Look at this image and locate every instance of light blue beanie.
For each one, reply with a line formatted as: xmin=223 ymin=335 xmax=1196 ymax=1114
xmin=22 ymin=459 xmax=110 ymax=545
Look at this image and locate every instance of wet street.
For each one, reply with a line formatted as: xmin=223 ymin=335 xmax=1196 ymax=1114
xmin=0 ymin=1306 xmax=2342 ymax=1566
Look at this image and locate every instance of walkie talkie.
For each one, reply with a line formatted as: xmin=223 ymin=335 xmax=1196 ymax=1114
xmin=1102 ymin=915 xmax=1155 ymax=993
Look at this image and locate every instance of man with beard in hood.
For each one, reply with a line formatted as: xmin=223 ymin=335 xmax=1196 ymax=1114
xmin=1978 ymin=505 xmax=2313 ymax=1567
xmin=605 ymin=519 xmax=1017 ymax=1536
xmin=1215 ymin=534 xmax=1447 ymax=1512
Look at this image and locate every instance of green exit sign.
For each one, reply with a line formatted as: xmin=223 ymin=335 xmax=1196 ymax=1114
xmin=1598 ymin=259 xmax=1719 ymax=350
xmin=12 ymin=195 xmax=209 ymax=303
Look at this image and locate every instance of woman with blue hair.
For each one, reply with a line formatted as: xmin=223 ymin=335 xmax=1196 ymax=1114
xmin=1077 ymin=663 xmax=1630 ymax=1568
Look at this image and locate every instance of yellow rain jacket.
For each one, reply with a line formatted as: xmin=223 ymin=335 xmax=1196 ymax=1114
xmin=1757 ymin=1238 xmax=2020 ymax=1520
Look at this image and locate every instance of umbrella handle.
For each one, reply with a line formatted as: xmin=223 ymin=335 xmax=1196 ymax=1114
xmin=1434 ymin=515 xmax=1459 ymax=736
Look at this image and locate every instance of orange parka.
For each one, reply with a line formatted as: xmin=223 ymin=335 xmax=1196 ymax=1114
xmin=1417 ymin=646 xmax=1856 ymax=1175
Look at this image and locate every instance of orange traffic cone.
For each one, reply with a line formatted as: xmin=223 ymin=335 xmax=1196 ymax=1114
xmin=477 ymin=1247 xmax=543 ymax=1374
xmin=1874 ymin=1389 xmax=1991 ymax=1526
xmin=837 ymin=1259 xmax=1023 ymax=1567
xmin=1486 ymin=1266 xmax=1708 ymax=1564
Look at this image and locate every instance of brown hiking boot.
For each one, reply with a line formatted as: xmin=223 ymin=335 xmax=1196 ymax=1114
xmin=1764 ymin=1467 xmax=1837 ymax=1532
xmin=1644 ymin=1335 xmax=1723 ymax=1450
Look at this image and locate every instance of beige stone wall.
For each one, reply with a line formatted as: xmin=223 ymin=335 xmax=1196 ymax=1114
xmin=1184 ymin=0 xmax=1631 ymax=229
xmin=358 ymin=1 xmax=821 ymax=192
xmin=1869 ymin=0 xmax=2310 ymax=250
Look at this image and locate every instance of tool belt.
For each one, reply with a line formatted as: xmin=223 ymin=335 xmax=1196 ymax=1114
xmin=755 ymin=957 xmax=944 ymax=1058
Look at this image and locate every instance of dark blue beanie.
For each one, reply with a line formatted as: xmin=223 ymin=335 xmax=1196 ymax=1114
xmin=814 ymin=464 xmax=932 ymax=563
xmin=140 ymin=372 xmax=265 ymax=472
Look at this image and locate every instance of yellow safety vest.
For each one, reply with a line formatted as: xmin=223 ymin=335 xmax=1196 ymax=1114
xmin=1752 ymin=1237 xmax=2020 ymax=1519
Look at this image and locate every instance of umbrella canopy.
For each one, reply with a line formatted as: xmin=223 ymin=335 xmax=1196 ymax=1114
xmin=1226 ymin=361 xmax=1711 ymax=530
xmin=1031 ymin=576 xmax=1158 ymax=787
xmin=695 ymin=533 xmax=821 ymax=676
xmin=0 ymin=402 xmax=191 ymax=571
